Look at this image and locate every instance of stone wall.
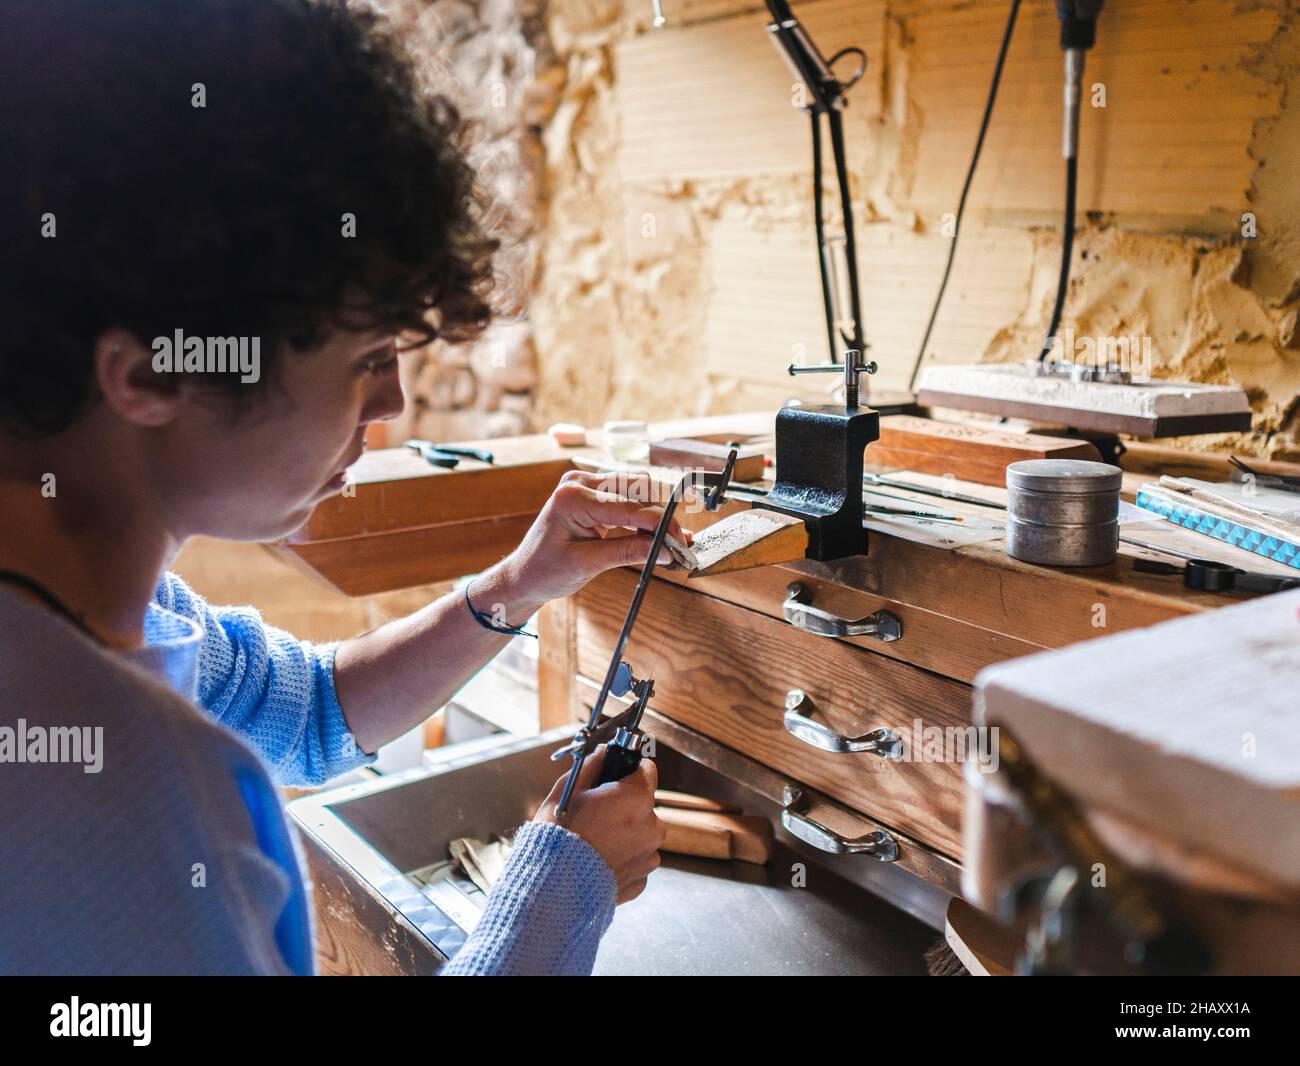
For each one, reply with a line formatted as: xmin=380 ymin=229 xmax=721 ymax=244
xmin=381 ymin=0 xmax=558 ymax=443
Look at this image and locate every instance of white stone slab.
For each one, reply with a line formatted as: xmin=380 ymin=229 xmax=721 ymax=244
xmin=975 ymin=588 xmax=1300 ymax=889
xmin=919 ymin=364 xmax=1251 ymax=419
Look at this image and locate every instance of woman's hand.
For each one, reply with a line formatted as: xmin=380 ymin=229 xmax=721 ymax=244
xmin=533 ymin=748 xmax=665 ymax=905
xmin=504 ymin=469 xmax=694 ymax=606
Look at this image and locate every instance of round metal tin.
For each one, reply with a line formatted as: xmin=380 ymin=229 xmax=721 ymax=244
xmin=1004 ymin=459 xmax=1122 ymax=567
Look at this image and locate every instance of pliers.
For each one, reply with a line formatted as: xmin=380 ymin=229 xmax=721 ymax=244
xmin=405 ymin=438 xmax=495 ymax=469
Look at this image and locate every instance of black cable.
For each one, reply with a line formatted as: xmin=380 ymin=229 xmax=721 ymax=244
xmin=810 ymin=111 xmax=839 ymax=366
xmin=1037 ymin=153 xmax=1078 ymax=363
xmin=0 ymin=569 xmax=102 ymax=643
xmin=907 ymin=0 xmax=1022 ymax=393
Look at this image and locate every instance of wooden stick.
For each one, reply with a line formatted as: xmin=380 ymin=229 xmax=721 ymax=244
xmin=656 ymin=808 xmax=735 ymax=860
xmin=656 ymin=808 xmax=775 ymax=865
xmin=654 ymin=789 xmax=742 ymax=814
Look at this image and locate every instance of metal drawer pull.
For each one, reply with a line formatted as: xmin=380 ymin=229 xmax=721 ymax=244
xmin=780 ymin=788 xmax=899 ymax=861
xmin=783 ymin=690 xmax=903 ymax=759
xmin=783 ymin=582 xmax=901 ymax=642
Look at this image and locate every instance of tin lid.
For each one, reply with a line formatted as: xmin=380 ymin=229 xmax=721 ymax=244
xmin=1005 ymin=458 xmax=1123 ymax=494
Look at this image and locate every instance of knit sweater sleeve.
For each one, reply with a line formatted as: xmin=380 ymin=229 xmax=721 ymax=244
xmin=154 ymin=572 xmax=376 ymax=786
xmin=439 ymin=821 xmax=617 ymax=976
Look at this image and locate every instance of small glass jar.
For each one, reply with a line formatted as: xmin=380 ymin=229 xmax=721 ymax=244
xmin=602 ymin=419 xmax=650 ymax=463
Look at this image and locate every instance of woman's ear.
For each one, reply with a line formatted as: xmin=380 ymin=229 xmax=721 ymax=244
xmin=93 ymin=327 xmax=185 ymax=428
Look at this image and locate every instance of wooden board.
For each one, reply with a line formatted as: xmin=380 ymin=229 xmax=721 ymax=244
xmin=871 ymin=414 xmax=1103 ymax=486
xmin=300 ymin=835 xmax=431 ymax=976
xmin=278 ymin=517 xmax=539 ymax=597
xmin=649 ymin=437 xmax=766 ymax=481
xmin=296 ymin=436 xmax=572 ymax=541
xmin=276 ymin=434 xmax=574 ymax=595
xmin=538 ymin=596 xmax=578 ymax=731
xmin=688 ymin=508 xmax=809 ymax=577
xmin=1122 ymin=441 xmax=1300 ymax=484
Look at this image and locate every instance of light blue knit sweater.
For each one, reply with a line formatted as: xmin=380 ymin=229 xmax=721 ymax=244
xmin=0 ymin=574 xmax=615 ymax=975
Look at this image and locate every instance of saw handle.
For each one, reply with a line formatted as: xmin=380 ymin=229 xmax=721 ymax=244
xmin=597 ymin=740 xmax=643 ymax=786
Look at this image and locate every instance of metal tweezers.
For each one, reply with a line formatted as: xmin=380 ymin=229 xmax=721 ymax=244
xmin=1228 ymin=456 xmax=1300 ymax=495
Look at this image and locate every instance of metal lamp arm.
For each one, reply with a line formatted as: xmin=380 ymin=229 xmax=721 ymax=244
xmin=763 ymin=1 xmax=870 ymax=383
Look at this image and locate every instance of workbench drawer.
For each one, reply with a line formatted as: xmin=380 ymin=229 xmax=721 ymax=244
xmin=655 ymin=560 xmax=1040 ymax=685
xmin=575 ymin=568 xmax=976 ymax=859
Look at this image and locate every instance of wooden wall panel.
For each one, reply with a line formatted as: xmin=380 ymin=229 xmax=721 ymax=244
xmin=902 ymin=0 xmax=1282 ymax=221
xmin=704 ymin=217 xmax=1036 ymax=394
xmin=616 ymin=0 xmax=886 ymax=181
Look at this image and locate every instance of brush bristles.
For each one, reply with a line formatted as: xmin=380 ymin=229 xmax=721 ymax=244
xmin=925 ymin=938 xmax=970 ymax=976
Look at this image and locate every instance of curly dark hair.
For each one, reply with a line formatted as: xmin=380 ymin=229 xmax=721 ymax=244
xmin=1 ymin=0 xmax=498 ymax=437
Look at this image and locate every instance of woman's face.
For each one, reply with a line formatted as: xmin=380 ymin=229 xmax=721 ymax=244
xmin=156 ymin=328 xmax=405 ymax=543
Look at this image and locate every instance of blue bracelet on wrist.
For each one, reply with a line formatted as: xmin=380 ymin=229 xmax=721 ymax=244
xmin=463 ymin=578 xmax=537 ymax=639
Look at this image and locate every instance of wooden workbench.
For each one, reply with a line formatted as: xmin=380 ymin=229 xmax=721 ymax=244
xmin=277 ymin=413 xmax=1300 ymax=897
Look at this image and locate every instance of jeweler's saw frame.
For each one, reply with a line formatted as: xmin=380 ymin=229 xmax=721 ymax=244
xmin=550 ymin=449 xmax=738 ymax=817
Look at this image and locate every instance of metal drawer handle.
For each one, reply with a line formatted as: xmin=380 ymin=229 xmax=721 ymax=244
xmin=783 ymin=582 xmax=901 ymax=642
xmin=780 ymin=788 xmax=899 ymax=860
xmin=783 ymin=690 xmax=903 ymax=759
